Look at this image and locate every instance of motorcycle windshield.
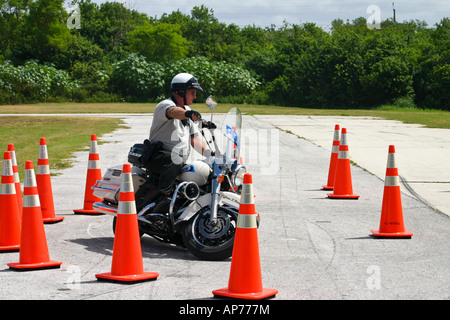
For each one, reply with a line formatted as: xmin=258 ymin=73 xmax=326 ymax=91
xmin=221 ymin=107 xmax=242 ymax=164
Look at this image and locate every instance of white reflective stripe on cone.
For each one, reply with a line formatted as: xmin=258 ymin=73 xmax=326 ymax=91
xmin=1 ymin=183 xmax=16 ymax=195
xmin=236 ymin=214 xmax=258 ymax=229
xmin=24 ymin=194 xmax=40 ymax=208
xmin=385 ymin=176 xmax=400 ymax=187
xmin=118 ymin=201 xmax=136 ymax=215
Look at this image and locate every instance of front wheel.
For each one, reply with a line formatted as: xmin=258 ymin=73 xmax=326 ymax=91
xmin=181 ymin=206 xmax=238 ymax=261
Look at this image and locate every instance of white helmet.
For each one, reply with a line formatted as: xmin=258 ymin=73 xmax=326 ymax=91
xmin=171 ymin=73 xmax=203 ymax=92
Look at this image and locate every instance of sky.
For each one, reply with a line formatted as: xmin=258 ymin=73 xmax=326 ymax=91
xmin=86 ymin=0 xmax=449 ymax=29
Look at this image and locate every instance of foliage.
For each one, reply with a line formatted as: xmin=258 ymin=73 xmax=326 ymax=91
xmin=0 ymin=1 xmax=448 ymax=109
xmin=165 ymin=56 xmax=260 ymax=100
xmin=264 ymin=19 xmax=449 ymax=110
xmin=110 ymin=53 xmax=165 ymax=101
xmin=126 ymin=22 xmax=189 ymax=63
xmin=0 ymin=60 xmax=79 ymax=104
xmin=11 ymin=0 xmax=72 ymax=64
xmin=109 ymin=55 xmax=260 ymax=102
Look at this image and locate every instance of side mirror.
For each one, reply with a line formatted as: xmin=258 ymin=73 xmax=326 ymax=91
xmin=206 ymin=95 xmax=217 ymax=111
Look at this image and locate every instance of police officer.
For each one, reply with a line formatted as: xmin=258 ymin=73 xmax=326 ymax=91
xmin=147 ymin=73 xmax=207 ymax=196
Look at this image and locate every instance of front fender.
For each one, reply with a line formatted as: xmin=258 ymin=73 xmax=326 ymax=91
xmin=174 ymin=191 xmax=260 ymax=228
xmin=175 ymin=191 xmax=240 ymax=226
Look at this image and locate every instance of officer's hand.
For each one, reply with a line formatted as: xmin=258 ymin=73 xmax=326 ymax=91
xmin=185 ymin=110 xmax=202 ymax=122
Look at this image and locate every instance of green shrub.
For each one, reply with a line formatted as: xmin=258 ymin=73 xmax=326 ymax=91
xmin=109 ymin=53 xmax=165 ymax=102
xmin=108 ymin=55 xmax=260 ymax=102
xmin=164 ymin=56 xmax=260 ymax=100
xmin=392 ymin=95 xmax=417 ymax=109
xmin=0 ymin=60 xmax=79 ymax=103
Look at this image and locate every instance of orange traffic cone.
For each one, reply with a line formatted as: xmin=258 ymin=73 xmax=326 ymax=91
xmin=8 ymin=161 xmax=62 ymax=271
xmin=327 ymin=128 xmax=360 ymax=199
xmin=36 ymin=138 xmax=64 ymax=224
xmin=371 ymin=145 xmax=413 ymax=238
xmin=95 ymin=163 xmax=159 ymax=283
xmin=74 ymin=134 xmax=104 ymax=215
xmin=0 ymin=151 xmax=21 ymax=252
xmin=213 ymin=173 xmax=278 ymax=300
xmin=322 ymin=124 xmax=340 ymax=190
xmin=8 ymin=144 xmax=23 ymax=218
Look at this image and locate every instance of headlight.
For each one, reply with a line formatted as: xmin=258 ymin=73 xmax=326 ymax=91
xmin=231 ymin=165 xmax=247 ymax=187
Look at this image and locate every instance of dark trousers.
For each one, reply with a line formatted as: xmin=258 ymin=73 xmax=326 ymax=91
xmin=147 ymin=149 xmax=184 ymax=195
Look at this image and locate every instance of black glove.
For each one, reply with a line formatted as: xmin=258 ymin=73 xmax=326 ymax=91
xmin=185 ymin=110 xmax=202 ymax=121
xmin=202 ymin=120 xmax=216 ymax=129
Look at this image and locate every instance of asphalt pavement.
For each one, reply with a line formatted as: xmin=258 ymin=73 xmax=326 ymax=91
xmin=255 ymin=115 xmax=450 ymax=217
xmin=0 ymin=113 xmax=448 ymax=302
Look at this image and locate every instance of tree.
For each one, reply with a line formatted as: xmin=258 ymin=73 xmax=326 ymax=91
xmin=126 ymin=22 xmax=189 ymax=63
xmin=74 ymin=0 xmax=149 ymax=62
xmin=14 ymin=0 xmax=72 ymax=64
xmin=0 ymin=2 xmax=448 ymax=108
xmin=0 ymin=0 xmax=30 ymax=61
xmin=410 ymin=18 xmax=450 ymax=110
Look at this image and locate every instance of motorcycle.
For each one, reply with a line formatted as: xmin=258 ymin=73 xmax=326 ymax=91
xmin=92 ymin=96 xmax=258 ymax=261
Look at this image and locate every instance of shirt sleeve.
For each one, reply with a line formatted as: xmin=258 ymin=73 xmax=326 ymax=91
xmin=154 ymin=99 xmax=176 ymax=122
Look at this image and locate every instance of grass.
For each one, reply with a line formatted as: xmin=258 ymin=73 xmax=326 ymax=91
xmin=0 ymin=102 xmax=155 ymax=114
xmin=0 ymin=102 xmax=448 ymax=181
xmin=0 ymin=116 xmax=123 ymax=181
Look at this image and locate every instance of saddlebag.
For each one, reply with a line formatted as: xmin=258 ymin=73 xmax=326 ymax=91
xmin=128 ymin=139 xmax=161 ymax=168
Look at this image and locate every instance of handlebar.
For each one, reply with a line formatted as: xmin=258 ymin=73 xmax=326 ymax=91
xmin=201 ymin=119 xmax=217 ymax=129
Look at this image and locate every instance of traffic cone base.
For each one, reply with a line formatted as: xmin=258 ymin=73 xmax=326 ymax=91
xmin=73 ymin=208 xmax=103 ymax=215
xmin=8 ymin=260 xmax=62 ymax=271
xmin=213 ymin=287 xmax=278 ymax=300
xmin=42 ymin=216 xmax=65 ymax=223
xmin=96 ymin=271 xmax=159 ymax=284
xmin=370 ymin=229 xmax=413 ymax=238
xmin=0 ymin=244 xmax=20 ymax=252
xmin=327 ymin=192 xmax=360 ymax=199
